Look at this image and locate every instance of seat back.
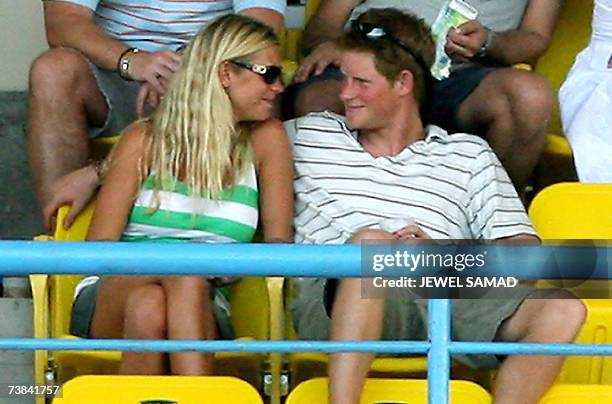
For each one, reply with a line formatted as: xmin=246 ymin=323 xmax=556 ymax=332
xmin=535 ymin=0 xmax=593 ymax=136
xmin=529 ymin=183 xmax=612 ymax=384
xmin=48 ymin=135 xmax=120 ymax=336
xmin=540 ymin=384 xmax=612 ymax=403
xmin=286 ymin=378 xmax=491 ymax=404
xmin=52 ymin=375 xmax=263 ymax=404
xmin=50 ymin=203 xmax=97 ymax=338
xmin=529 ymin=183 xmax=612 ymax=240
xmin=90 ymin=136 xmax=120 ymax=160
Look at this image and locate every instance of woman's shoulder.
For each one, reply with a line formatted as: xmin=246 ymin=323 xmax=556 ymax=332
xmin=249 ymin=118 xmax=291 ymax=164
xmin=250 ymin=118 xmax=287 ymax=148
xmin=250 ymin=118 xmax=285 ymax=137
xmin=112 ymin=120 xmax=151 ymax=157
xmin=120 ymin=120 xmax=150 ymax=144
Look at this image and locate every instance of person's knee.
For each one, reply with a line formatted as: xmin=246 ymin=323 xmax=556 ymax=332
xmin=29 ymin=48 xmax=92 ymax=96
xmin=350 ymin=229 xmax=396 ymax=243
xmin=124 ymin=284 xmax=167 ymax=338
xmin=527 ymin=291 xmax=586 ymax=341
xmin=163 ymin=276 xmax=210 ymax=296
xmin=504 ymin=72 xmax=553 ymax=132
xmin=540 ymin=292 xmax=586 ymax=337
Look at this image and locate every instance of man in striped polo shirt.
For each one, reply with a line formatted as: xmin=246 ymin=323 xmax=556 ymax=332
xmin=288 ymin=0 xmax=562 ymax=195
xmin=27 ymin=0 xmax=284 ymax=226
xmin=286 ymin=9 xmax=585 ymax=404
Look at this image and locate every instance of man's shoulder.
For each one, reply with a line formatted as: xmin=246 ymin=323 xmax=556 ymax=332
xmin=283 ymin=111 xmax=352 ymax=143
xmin=427 ymin=125 xmax=493 ymax=157
xmin=285 ymin=111 xmax=349 ymax=132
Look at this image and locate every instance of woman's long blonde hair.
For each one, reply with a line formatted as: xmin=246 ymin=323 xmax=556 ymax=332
xmin=144 ymin=14 xmax=278 ymax=200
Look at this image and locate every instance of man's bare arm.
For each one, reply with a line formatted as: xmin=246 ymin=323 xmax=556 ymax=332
xmin=302 ymin=0 xmax=360 ymax=53
xmin=496 ymin=234 xmax=541 ymax=246
xmin=44 ymin=1 xmax=128 ymax=70
xmin=241 ymin=7 xmax=284 ymax=35
xmin=485 ymin=0 xmax=563 ymax=65
xmin=446 ymin=0 xmax=562 ymax=66
xmin=44 ymin=1 xmax=181 ymax=92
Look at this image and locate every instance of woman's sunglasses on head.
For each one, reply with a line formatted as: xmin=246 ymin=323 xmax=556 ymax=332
xmin=230 ymin=60 xmax=283 ymax=84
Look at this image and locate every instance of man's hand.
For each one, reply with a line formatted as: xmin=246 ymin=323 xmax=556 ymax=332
xmin=293 ymin=41 xmax=343 ymax=83
xmin=136 ymin=82 xmax=162 ymax=117
xmin=129 ymin=50 xmax=181 ymax=93
xmin=393 ymin=224 xmax=431 ymax=242
xmin=43 ymin=165 xmax=99 ymax=231
xmin=445 ymin=20 xmax=488 ymax=63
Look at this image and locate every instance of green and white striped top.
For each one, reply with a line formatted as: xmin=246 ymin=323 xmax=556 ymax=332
xmin=73 ymin=164 xmax=259 ymax=299
xmin=122 ymin=164 xmax=259 ymax=243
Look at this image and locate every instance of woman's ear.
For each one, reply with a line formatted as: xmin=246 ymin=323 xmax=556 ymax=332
xmin=395 ymin=69 xmax=415 ymax=96
xmin=219 ymin=61 xmax=233 ymax=88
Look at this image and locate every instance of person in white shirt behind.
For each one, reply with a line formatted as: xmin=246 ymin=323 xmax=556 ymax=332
xmin=560 ymin=0 xmax=612 ymax=183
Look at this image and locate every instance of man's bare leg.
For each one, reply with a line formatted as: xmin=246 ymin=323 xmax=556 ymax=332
xmin=492 ymin=290 xmax=586 ymax=403
xmin=27 ymin=47 xmax=108 ymax=209
xmin=456 ymin=68 xmax=551 ymax=191
xmin=329 ymin=230 xmax=395 ymax=404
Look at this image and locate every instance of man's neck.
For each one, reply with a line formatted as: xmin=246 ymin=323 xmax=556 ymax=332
xmin=358 ymin=109 xmax=425 ymax=157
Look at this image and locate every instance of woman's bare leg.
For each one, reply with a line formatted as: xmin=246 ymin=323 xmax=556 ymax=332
xmin=162 ymin=276 xmax=217 ymax=375
xmin=90 ymin=276 xmax=168 ymax=374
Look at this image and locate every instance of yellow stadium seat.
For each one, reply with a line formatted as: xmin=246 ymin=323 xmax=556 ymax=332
xmin=528 ymin=183 xmax=612 ymax=384
xmin=283 ymin=279 xmax=428 ymax=389
xmin=286 ymin=378 xmax=492 ymax=404
xmin=90 ymin=135 xmax=120 ymax=160
xmin=52 ymin=375 xmax=263 ymax=404
xmin=529 ymin=183 xmax=612 ymax=240
xmin=32 ymin=202 xmax=280 ymax=400
xmin=32 ymin=133 xmax=119 ymax=404
xmin=540 ymin=384 xmax=612 ymax=403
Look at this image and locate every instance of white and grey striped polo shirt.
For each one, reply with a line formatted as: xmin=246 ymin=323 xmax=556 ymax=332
xmin=62 ymin=0 xmax=286 ymax=52
xmin=284 ymin=112 xmax=537 ymax=244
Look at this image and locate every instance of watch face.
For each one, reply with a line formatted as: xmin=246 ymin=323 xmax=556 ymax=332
xmin=477 ymin=27 xmax=494 ymax=58
xmin=118 ymin=48 xmax=139 ymax=80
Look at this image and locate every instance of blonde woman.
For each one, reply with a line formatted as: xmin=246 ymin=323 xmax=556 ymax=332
xmin=69 ymin=14 xmax=293 ymax=375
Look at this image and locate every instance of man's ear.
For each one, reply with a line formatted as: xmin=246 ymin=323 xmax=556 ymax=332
xmin=395 ymin=69 xmax=415 ymax=96
xmin=219 ymin=61 xmax=232 ymax=88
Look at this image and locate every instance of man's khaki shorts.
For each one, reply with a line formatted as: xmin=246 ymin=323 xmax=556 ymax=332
xmin=291 ymin=278 xmax=535 ymax=370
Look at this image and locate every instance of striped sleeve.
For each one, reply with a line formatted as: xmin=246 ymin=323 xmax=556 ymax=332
xmin=234 ymin=0 xmax=286 ymax=16
xmin=46 ymin=0 xmax=100 ymax=11
xmin=466 ymin=143 xmax=538 ymax=240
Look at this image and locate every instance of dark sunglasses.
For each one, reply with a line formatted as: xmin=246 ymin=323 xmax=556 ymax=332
xmin=350 ymin=21 xmax=431 ymax=77
xmin=229 ymin=60 xmax=283 ymax=84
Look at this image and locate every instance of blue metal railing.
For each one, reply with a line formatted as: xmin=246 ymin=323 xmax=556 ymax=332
xmin=1 ymin=241 xmax=611 ymax=403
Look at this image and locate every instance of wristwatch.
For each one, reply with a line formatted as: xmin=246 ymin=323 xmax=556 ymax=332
xmin=476 ymin=27 xmax=495 ymax=59
xmin=117 ymin=48 xmax=140 ymax=81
